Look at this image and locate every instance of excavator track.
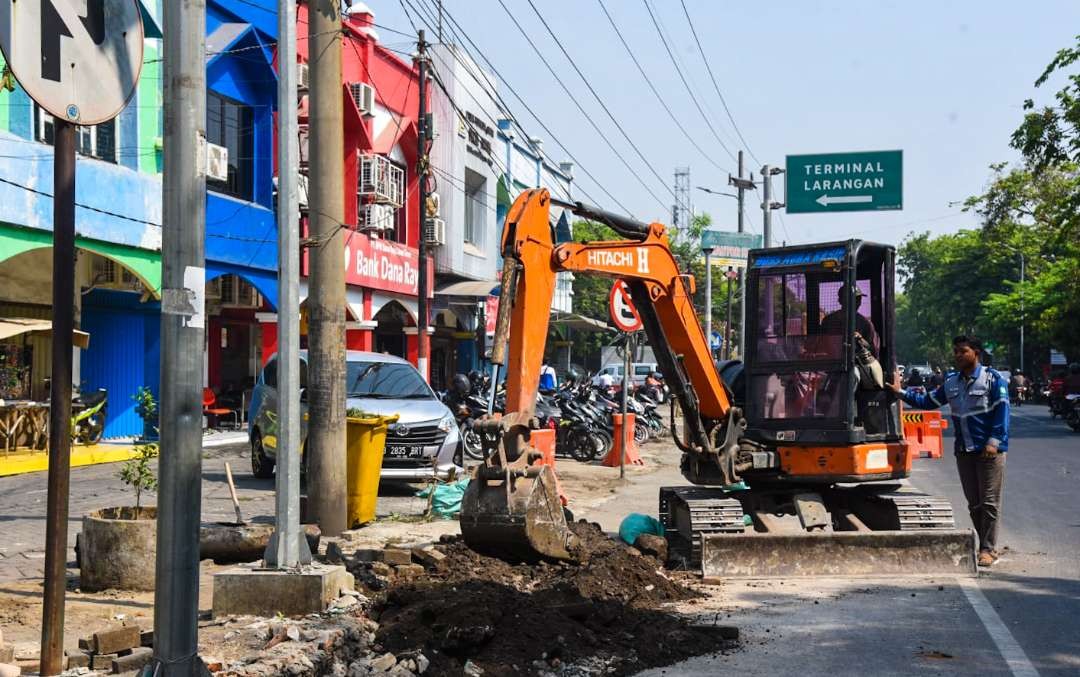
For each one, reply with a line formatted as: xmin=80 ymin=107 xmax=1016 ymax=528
xmin=659 ymin=486 xmax=746 ymax=566
xmin=863 ymin=491 xmax=957 ymax=531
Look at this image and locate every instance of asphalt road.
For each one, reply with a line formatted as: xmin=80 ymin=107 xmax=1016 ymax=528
xmin=637 ymin=402 xmax=1080 ymax=676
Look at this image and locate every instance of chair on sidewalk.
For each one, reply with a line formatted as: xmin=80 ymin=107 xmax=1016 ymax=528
xmin=203 ymin=387 xmax=239 ymax=430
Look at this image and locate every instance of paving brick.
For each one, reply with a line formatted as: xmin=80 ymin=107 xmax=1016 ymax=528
xmin=382 ymin=548 xmax=411 ymax=566
xmin=394 ymin=564 xmax=424 ymax=580
xmin=412 ymin=547 xmax=446 ymax=570
xmin=65 ymin=650 xmax=90 ymax=668
xmin=112 ymin=647 xmax=153 ymax=674
xmin=92 ymin=653 xmax=118 ymax=670
xmin=93 ymin=626 xmax=141 ymax=655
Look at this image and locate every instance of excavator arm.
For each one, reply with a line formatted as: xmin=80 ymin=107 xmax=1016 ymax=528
xmin=461 ymin=189 xmax=746 ymax=561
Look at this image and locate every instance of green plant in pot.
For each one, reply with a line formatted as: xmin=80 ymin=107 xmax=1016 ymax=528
xmin=78 ymin=441 xmax=160 ymax=591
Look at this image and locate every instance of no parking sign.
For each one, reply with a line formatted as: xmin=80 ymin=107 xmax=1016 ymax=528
xmin=609 ymin=280 xmax=642 ymax=333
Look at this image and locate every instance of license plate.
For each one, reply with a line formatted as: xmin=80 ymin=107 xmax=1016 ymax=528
xmin=385 ymin=445 xmax=426 ymax=458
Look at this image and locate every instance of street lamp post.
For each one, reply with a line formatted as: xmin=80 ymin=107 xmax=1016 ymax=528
xmin=1003 ymin=246 xmax=1026 ymax=374
xmin=696 ymin=187 xmax=739 ymax=359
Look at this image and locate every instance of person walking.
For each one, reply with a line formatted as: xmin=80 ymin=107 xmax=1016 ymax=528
xmin=891 ymin=335 xmax=1010 ymax=567
xmin=930 ymin=367 xmax=945 ymax=389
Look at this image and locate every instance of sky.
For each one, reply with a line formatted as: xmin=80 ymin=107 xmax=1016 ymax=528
xmin=367 ymin=0 xmax=1080 ymax=247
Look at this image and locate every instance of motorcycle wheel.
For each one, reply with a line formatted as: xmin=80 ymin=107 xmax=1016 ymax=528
xmin=634 ymin=420 xmax=650 ymax=445
xmin=592 ymin=429 xmax=613 ymax=458
xmin=569 ymin=430 xmax=598 ymax=462
xmin=461 ymin=423 xmax=485 ymax=460
xmin=1067 ymin=410 xmax=1080 ymax=432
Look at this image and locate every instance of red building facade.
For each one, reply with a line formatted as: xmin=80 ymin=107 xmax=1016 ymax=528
xmin=261 ymin=2 xmax=431 ymax=368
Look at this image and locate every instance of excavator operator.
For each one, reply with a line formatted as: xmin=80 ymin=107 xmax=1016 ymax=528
xmin=820 ymin=283 xmax=880 ymax=357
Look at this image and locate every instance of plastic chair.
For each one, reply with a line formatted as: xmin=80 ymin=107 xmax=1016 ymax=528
xmin=203 ymin=387 xmax=239 ymax=429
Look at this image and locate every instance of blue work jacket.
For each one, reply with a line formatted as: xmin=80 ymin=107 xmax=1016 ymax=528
xmin=901 ymin=364 xmax=1010 ymax=452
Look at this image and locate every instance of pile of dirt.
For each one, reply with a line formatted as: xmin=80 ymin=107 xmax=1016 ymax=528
xmin=351 ymin=522 xmax=737 ymax=675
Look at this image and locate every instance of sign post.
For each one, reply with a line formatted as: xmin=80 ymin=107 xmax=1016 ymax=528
xmin=701 ymin=231 xmax=762 ymax=359
xmin=785 ymin=150 xmax=903 ymax=214
xmin=609 ymin=281 xmax=641 ymax=480
xmin=0 ymin=3 xmax=143 ymax=673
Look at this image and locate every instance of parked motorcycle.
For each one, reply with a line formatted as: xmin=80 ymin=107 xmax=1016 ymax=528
xmin=1064 ymin=394 xmax=1080 ymax=432
xmin=72 ymin=388 xmax=107 ymax=445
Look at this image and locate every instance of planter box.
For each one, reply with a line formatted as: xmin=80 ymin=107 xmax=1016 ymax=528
xmin=80 ymin=507 xmax=157 ymax=592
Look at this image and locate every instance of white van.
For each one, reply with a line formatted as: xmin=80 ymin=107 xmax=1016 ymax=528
xmin=593 ymin=362 xmax=658 ymax=387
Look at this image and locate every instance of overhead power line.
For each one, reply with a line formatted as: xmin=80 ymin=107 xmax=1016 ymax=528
xmin=520 ymin=0 xmax=680 ymax=203
xmin=678 ymin=0 xmax=760 ymax=166
xmin=489 ymin=0 xmax=672 ymax=212
xmin=595 ymin=0 xmax=731 ymax=175
xmin=641 ymin=0 xmax=738 ymax=165
xmin=404 ymin=0 xmax=636 ymax=216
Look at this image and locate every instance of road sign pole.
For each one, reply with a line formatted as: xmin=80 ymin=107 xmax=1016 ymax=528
xmin=621 ymin=333 xmax=630 ymax=479
xmin=761 ymin=164 xmax=772 ymax=249
xmin=153 ymin=0 xmax=208 ymax=673
xmin=703 ymin=248 xmax=713 ymax=357
xmin=39 ymin=120 xmax=76 ymax=677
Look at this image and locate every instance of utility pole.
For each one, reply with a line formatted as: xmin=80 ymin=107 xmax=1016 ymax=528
xmin=701 ymin=245 xmax=713 ymax=358
xmin=724 ymin=267 xmax=734 ymax=360
xmin=761 ymin=163 xmax=785 ymax=249
xmin=307 ymin=0 xmax=347 ymax=537
xmin=416 ymin=30 xmax=430 ymax=379
xmin=265 ymin=0 xmax=308 ymax=567
xmin=40 ymin=120 xmax=75 ymax=677
xmin=728 ymin=150 xmax=754 ymax=359
xmin=1018 ymin=252 xmax=1025 ymax=374
xmin=153 ymin=1 xmax=208 ymax=674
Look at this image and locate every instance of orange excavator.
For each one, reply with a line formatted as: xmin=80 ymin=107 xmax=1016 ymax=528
xmin=461 ymin=189 xmax=974 ymax=577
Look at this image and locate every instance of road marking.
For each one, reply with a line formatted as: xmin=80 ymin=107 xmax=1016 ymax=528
xmin=959 ymin=577 xmax=1039 ymax=676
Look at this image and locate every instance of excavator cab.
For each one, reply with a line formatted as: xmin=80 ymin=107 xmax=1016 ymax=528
xmin=743 ymin=240 xmax=905 ymax=451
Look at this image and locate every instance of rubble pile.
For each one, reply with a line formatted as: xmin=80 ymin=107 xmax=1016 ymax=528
xmin=343 ymin=522 xmax=739 ymax=676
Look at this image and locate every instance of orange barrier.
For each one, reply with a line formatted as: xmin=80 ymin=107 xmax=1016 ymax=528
xmin=603 ymin=413 xmax=644 ymax=467
xmin=529 ymin=428 xmax=567 ymax=505
xmin=902 ymin=411 xmax=948 ymax=459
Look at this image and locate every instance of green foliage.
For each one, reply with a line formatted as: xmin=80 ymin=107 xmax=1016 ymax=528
xmin=118 ymin=442 xmax=159 ymax=514
xmin=567 ymin=213 xmax=740 ymax=369
xmin=132 ymin=386 xmax=157 ymax=424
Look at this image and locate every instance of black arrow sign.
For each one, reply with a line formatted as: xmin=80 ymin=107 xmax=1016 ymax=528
xmin=40 ymin=0 xmax=107 ymax=83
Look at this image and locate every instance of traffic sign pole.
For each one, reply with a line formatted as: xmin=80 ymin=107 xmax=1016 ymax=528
xmin=40 ymin=120 xmax=76 ymax=677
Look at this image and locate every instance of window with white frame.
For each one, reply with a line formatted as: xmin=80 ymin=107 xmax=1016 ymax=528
xmin=464 ymin=168 xmax=485 ymax=247
xmin=35 ymin=105 xmax=116 ymax=163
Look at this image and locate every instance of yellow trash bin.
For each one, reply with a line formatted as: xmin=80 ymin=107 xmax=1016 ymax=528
xmin=345 ymin=414 xmax=399 ymax=527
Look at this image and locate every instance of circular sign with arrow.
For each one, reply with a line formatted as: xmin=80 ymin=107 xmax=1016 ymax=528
xmin=609 ymin=280 xmax=643 ymax=333
xmin=0 ymin=0 xmax=144 ymax=125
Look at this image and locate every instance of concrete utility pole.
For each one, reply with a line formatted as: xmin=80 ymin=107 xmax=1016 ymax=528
xmin=725 ymin=267 xmax=734 ymax=360
xmin=416 ymin=30 xmax=430 ymax=379
xmin=307 ymin=0 xmax=348 ymax=537
xmin=702 ymin=246 xmax=713 ymax=356
xmin=728 ymin=151 xmax=754 ymax=358
xmin=153 ymin=1 xmax=208 ymax=674
xmin=39 ymin=120 xmax=75 ymax=677
xmin=761 ymin=164 xmax=773 ymax=249
xmin=265 ymin=0 xmax=309 ymax=567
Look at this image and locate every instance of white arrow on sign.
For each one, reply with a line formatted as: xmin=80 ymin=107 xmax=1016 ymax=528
xmin=815 ymin=194 xmax=873 ymax=207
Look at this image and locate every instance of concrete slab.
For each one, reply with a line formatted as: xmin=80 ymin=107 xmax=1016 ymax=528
xmin=211 ymin=563 xmax=353 ymax=618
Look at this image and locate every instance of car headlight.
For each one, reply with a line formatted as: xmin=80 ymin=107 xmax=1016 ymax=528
xmin=437 ymin=411 xmax=456 ymax=434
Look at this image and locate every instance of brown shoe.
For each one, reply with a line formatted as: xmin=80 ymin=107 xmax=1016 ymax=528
xmin=977 ymin=551 xmax=998 ymax=567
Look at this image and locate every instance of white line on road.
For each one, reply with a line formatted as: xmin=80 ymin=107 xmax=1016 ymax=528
xmin=959 ymin=577 xmax=1039 ymax=676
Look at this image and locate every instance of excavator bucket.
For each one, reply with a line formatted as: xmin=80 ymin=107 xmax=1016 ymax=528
xmin=460 ymin=464 xmax=579 ymax=562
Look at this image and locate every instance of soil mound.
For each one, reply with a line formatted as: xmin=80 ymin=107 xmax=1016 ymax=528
xmin=353 ymin=522 xmax=737 ymax=675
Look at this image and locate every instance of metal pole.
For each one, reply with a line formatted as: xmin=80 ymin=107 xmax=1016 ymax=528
xmin=266 ymin=0 xmax=307 ymax=568
xmin=153 ymin=0 xmax=207 ymax=673
xmin=39 ymin=120 xmax=75 ymax=677
xmin=620 ymin=334 xmax=630 ymax=479
xmin=725 ymin=267 xmax=733 ymax=361
xmin=1019 ymin=253 xmax=1025 ymax=374
xmin=416 ymin=31 xmax=430 ymax=379
xmin=703 ymin=249 xmax=712 ymax=358
xmin=761 ymin=164 xmax=772 ymax=249
xmin=735 ymin=151 xmax=746 ymax=359
xmin=307 ymin=0 xmax=348 ymax=537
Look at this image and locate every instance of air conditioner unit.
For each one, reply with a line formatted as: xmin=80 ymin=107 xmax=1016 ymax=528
xmin=359 ymin=154 xmax=404 ymax=207
xmin=350 ymin=82 xmax=374 ymax=115
xmin=297 ymin=63 xmax=310 ymax=92
xmin=206 ymin=142 xmax=229 ymax=182
xmin=361 ymin=203 xmax=395 ymax=233
xmin=424 ymin=217 xmax=446 ymax=246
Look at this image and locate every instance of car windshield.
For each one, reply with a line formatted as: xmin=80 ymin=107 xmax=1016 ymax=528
xmin=346 ymin=361 xmax=433 ymax=399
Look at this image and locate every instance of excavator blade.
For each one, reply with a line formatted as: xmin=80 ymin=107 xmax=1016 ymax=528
xmin=460 ymin=464 xmax=578 ymax=562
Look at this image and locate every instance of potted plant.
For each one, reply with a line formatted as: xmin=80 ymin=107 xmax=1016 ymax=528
xmin=133 ymin=386 xmax=158 ymax=442
xmin=78 ymin=443 xmax=159 ymax=591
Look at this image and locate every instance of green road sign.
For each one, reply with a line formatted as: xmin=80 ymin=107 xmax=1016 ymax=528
xmin=785 ymin=150 xmax=902 ymax=214
xmin=700 ymin=231 xmax=763 ymax=267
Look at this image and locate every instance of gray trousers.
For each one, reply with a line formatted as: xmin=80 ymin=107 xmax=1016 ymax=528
xmin=956 ymin=452 xmax=1006 ymax=553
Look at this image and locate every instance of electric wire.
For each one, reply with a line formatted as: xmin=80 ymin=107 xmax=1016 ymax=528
xmin=492 ymin=0 xmax=672 ymax=212
xmin=595 ymin=0 xmax=731 ymax=175
xmin=678 ymin=0 xmax=760 ymax=166
xmin=405 ymin=0 xmax=634 ymax=216
xmin=641 ymin=0 xmax=738 ymax=165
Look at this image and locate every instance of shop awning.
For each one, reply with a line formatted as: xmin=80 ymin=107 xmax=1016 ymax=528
xmin=549 ymin=312 xmax=611 ymax=333
xmin=435 ymin=280 xmax=499 ymax=297
xmin=0 ymin=318 xmax=90 ymax=349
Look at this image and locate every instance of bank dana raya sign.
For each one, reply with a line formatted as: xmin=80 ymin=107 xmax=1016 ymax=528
xmin=302 ymin=229 xmax=432 ymax=297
